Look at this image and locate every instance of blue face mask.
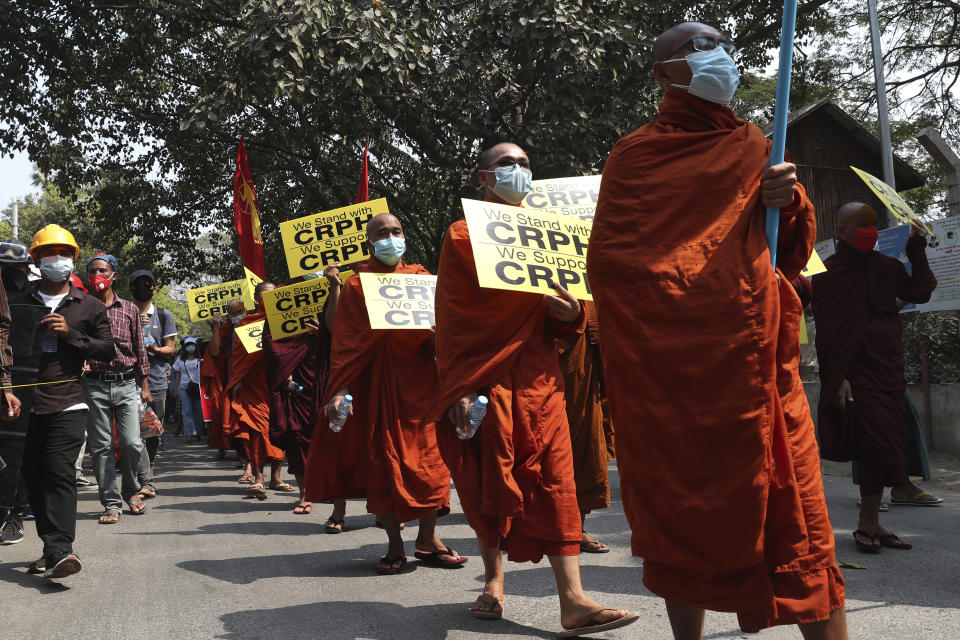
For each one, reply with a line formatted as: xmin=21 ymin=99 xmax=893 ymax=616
xmin=185 ymin=344 xmax=196 ymax=354
xmin=486 ymin=164 xmax=533 ymax=204
xmin=39 ymin=256 xmax=75 ymax=283
xmin=668 ymin=47 xmax=740 ymax=106
xmin=230 ymin=315 xmax=243 ymax=326
xmin=302 ymin=270 xmax=323 ymax=280
xmin=373 ymin=237 xmax=406 ymax=266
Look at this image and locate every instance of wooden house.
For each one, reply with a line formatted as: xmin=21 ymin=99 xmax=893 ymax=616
xmin=762 ymin=99 xmax=925 ymax=242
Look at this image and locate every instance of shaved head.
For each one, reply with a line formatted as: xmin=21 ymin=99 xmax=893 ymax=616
xmin=226 ymin=299 xmax=245 ymax=316
xmin=366 ymin=213 xmax=403 ymax=243
xmin=653 ymin=22 xmax=721 ymax=62
xmin=837 ymin=202 xmax=878 ymax=228
xmin=254 ymin=281 xmax=275 ymax=297
xmin=477 ymin=142 xmax=528 ymax=171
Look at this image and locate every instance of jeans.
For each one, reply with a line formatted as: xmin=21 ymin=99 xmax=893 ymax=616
xmin=179 ymin=387 xmax=204 ymax=438
xmin=84 ymin=378 xmax=143 ymax=511
xmin=138 ymin=392 xmax=166 ymax=492
xmin=22 ymin=410 xmax=86 ymax=564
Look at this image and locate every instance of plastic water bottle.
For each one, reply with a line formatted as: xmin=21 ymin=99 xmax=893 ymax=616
xmin=457 ymin=395 xmax=488 ymax=440
xmin=288 ymin=380 xmax=304 ymax=393
xmin=144 ymin=335 xmax=156 ymax=347
xmin=328 ymin=395 xmax=353 ymax=432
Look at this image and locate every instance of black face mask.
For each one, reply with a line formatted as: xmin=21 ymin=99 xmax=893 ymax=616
xmin=2 ymin=268 xmax=28 ymax=293
xmin=131 ymin=283 xmax=154 ymax=302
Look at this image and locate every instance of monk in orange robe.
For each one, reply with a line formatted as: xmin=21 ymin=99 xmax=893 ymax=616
xmin=587 ymin=23 xmax=847 ymax=639
xmin=223 ymin=284 xmax=290 ymax=499
xmin=432 ymin=142 xmax=637 ymax=637
xmin=306 ymin=213 xmax=462 ymax=574
xmin=558 ymin=302 xmax=612 ymax=553
xmin=207 ymin=300 xmax=253 ymax=481
xmin=201 ymin=317 xmax=230 ymax=456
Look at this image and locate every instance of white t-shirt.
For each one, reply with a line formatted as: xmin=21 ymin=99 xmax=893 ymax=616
xmin=174 ymin=357 xmax=201 ymax=386
xmin=36 ymin=290 xmax=87 ymax=412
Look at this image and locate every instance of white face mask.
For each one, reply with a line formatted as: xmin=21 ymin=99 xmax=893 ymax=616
xmin=665 ymin=47 xmax=740 ymax=106
xmin=39 ymin=255 xmax=75 ymax=282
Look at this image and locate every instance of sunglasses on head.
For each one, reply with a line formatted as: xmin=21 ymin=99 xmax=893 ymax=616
xmin=664 ymin=36 xmax=736 ymax=61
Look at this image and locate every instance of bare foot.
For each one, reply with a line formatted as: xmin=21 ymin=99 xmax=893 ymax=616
xmin=560 ymin=597 xmax=631 ymax=631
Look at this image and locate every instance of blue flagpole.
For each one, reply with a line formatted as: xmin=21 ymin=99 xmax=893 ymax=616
xmin=766 ymin=0 xmax=799 ymax=267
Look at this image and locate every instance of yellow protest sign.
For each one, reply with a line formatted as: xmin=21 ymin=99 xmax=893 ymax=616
xmin=851 ymin=167 xmax=933 ymax=233
xmin=234 ymin=320 xmax=264 ymax=354
xmin=186 ymin=279 xmax=255 ymax=322
xmin=262 ymin=270 xmax=356 ymax=339
xmin=800 ymin=312 xmax=809 ymax=344
xmin=522 ymin=175 xmax=601 ymax=220
xmin=801 ymin=249 xmax=827 ymax=278
xmin=462 ymin=199 xmax=593 ymax=300
xmin=279 ymin=198 xmax=389 ymax=278
xmin=359 ymin=272 xmax=436 ymax=330
xmin=244 ymin=267 xmax=263 ymax=295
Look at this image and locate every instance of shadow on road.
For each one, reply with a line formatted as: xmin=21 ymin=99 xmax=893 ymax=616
xmin=219 ymin=600 xmax=556 ymax=640
xmin=0 ymin=562 xmax=71 ymax=594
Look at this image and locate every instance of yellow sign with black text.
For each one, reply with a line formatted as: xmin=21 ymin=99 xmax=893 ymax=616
xmin=522 ymin=175 xmax=601 ymax=221
xmin=235 ymin=320 xmax=264 ymax=354
xmin=262 ymin=271 xmax=355 ymax=339
xmin=462 ymin=199 xmax=593 ymax=300
xmin=186 ymin=279 xmax=256 ymax=322
xmin=359 ymin=272 xmax=436 ymax=330
xmin=801 ymin=249 xmax=827 ymax=278
xmin=851 ymin=167 xmax=933 ymax=233
xmin=279 ymin=198 xmax=389 ymax=278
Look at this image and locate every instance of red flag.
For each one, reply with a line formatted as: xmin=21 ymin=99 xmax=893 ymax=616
xmin=233 ymin=139 xmax=266 ymax=280
xmin=355 ymin=137 xmax=369 ymax=203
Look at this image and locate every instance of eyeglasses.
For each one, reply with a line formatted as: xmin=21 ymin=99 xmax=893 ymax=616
xmin=664 ymin=36 xmax=736 ymax=61
xmin=484 ymin=159 xmax=531 ymax=171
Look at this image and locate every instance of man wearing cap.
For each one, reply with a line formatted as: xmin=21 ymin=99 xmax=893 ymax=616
xmin=129 ymin=269 xmax=177 ymax=498
xmin=84 ymin=253 xmax=152 ymax=522
xmin=12 ymin=225 xmax=114 ymax=578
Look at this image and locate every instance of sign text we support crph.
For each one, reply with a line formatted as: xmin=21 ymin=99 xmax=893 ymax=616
xmin=279 ymin=198 xmax=389 ymax=278
xmin=462 ymin=199 xmax=592 ymax=300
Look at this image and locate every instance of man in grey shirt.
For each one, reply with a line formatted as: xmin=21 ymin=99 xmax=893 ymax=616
xmin=130 ymin=269 xmax=177 ymax=498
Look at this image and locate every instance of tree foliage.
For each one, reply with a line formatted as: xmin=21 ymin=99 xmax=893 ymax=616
xmin=2 ymin=0 xmax=840 ymax=280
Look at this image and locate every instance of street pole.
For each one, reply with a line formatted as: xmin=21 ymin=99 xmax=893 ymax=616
xmin=868 ymin=0 xmax=895 ymax=189
xmin=11 ymin=201 xmax=18 ymax=240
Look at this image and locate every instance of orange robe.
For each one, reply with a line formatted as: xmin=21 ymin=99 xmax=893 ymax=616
xmin=558 ymin=302 xmax=611 ymax=513
xmin=431 ymin=219 xmax=585 ymax=563
xmin=587 ymin=91 xmax=844 ymax=631
xmin=225 ymin=312 xmax=284 ymax=468
xmin=303 ymin=259 xmax=450 ymax=521
xmin=201 ymin=325 xmax=229 ymax=450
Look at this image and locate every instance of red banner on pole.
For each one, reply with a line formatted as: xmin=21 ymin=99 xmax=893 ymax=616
xmin=233 ymin=139 xmax=266 ymax=279
xmin=355 ymin=137 xmax=369 ymax=204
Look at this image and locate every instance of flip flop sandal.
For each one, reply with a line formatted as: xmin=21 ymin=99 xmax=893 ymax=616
xmin=558 ymin=609 xmax=640 ymax=637
xmin=580 ymin=540 xmax=611 ymax=554
xmin=238 ymin=474 xmax=255 ymax=484
xmin=269 ymin=481 xmax=296 ymax=492
xmin=126 ymin=497 xmax=146 ymax=515
xmin=414 ymin=547 xmax=468 ymax=567
xmin=878 ymin=533 xmax=913 ymax=550
xmin=98 ymin=510 xmax=121 ymax=524
xmin=293 ymin=503 xmax=312 ymax=515
xmin=376 ymin=555 xmax=407 ymax=575
xmin=246 ymin=483 xmax=269 ymax=500
xmin=138 ymin=488 xmax=156 ymax=499
xmin=470 ymin=594 xmax=504 ymax=620
xmin=890 ymin=493 xmax=943 ymax=506
xmin=853 ymin=529 xmax=880 ymax=554
xmin=324 ymin=518 xmax=344 ymax=533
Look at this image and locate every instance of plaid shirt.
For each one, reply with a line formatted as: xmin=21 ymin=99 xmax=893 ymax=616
xmin=88 ymin=295 xmax=150 ymax=377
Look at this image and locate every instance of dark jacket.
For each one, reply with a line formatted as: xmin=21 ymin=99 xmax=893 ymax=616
xmin=10 ymin=283 xmax=115 ymax=414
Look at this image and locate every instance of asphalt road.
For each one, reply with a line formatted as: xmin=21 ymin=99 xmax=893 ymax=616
xmin=1 ymin=439 xmax=958 ymax=640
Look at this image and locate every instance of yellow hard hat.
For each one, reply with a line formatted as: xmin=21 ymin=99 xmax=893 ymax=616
xmin=29 ymin=224 xmax=80 ymax=260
